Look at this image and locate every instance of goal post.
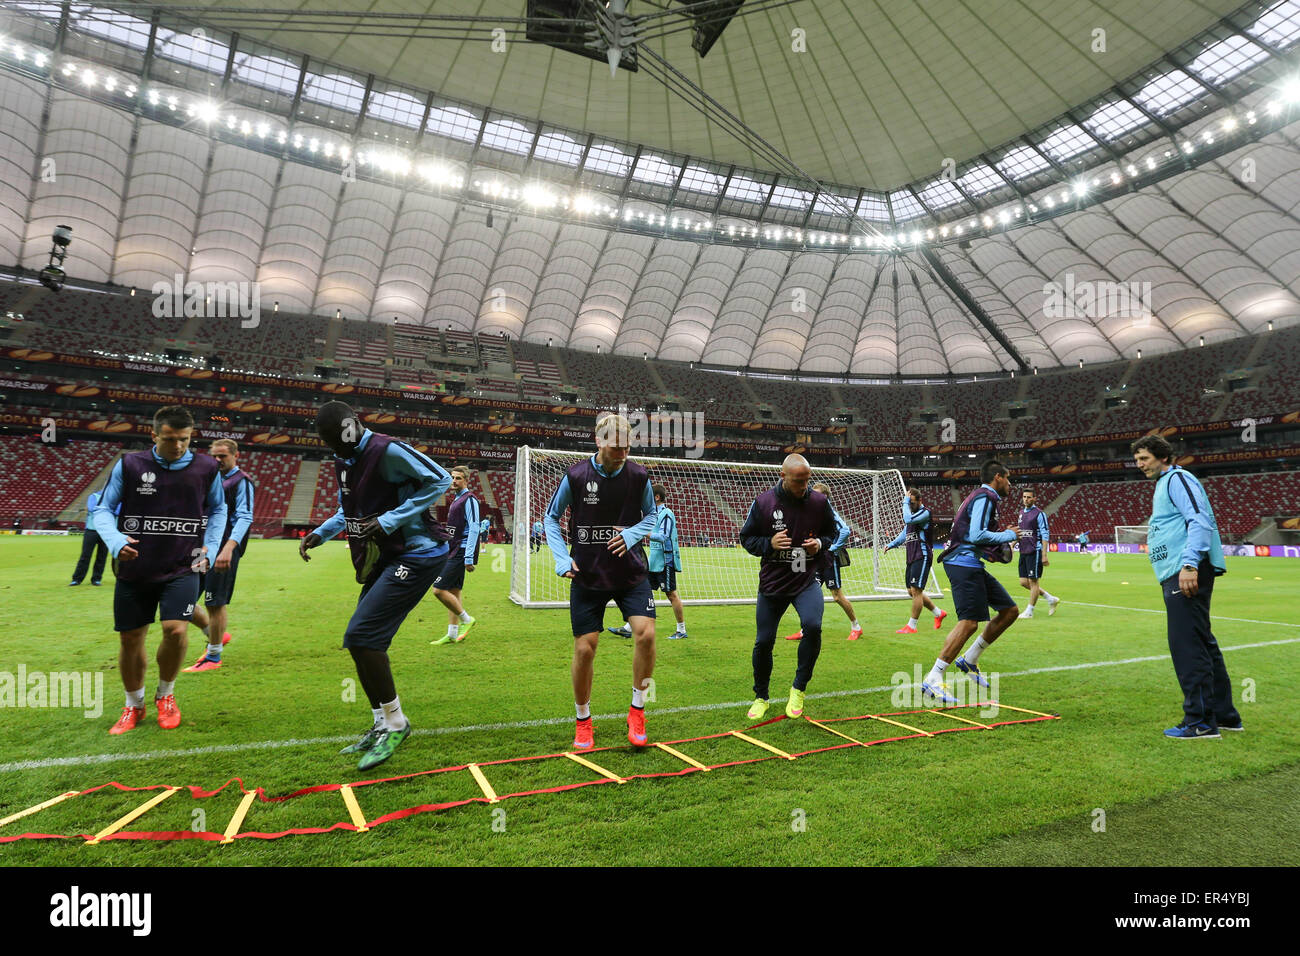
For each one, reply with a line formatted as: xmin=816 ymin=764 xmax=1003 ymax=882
xmin=1113 ymin=525 xmax=1149 ymax=546
xmin=510 ymin=446 xmax=944 ymax=608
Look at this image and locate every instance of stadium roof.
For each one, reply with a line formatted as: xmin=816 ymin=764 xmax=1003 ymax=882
xmin=1 ymin=0 xmax=1298 ymax=375
xmin=159 ymin=0 xmax=1248 ymax=190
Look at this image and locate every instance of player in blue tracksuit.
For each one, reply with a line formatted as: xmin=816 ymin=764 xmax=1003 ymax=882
xmin=1016 ymin=489 xmax=1060 ymax=619
xmin=884 ymin=488 xmax=946 ymax=633
xmin=920 ymin=460 xmax=1020 ymax=703
xmin=608 ymin=482 xmax=687 ymax=640
xmin=1132 ymin=434 xmax=1240 ymax=739
xmin=648 ymin=483 xmax=686 ymax=638
xmin=545 ymin=413 xmax=659 ymax=751
xmin=93 ymin=405 xmax=227 ymax=734
xmin=430 ymin=466 xmax=482 ymax=646
xmin=70 ymin=489 xmax=116 ymax=586
xmin=185 ymin=438 xmax=255 ymax=671
xmin=299 ymin=401 xmax=451 ymax=770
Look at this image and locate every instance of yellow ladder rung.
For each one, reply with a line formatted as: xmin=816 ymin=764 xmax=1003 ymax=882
xmin=730 ymin=730 xmax=795 ymax=759
xmin=987 ymin=702 xmax=1056 ymax=719
xmin=467 ymin=763 xmax=500 ymax=803
xmin=654 ymin=742 xmax=710 ymax=771
xmin=219 ymin=789 xmax=259 ymax=844
xmin=865 ymin=714 xmax=934 ymax=738
xmin=340 ymin=785 xmax=369 ymax=832
xmin=804 ymin=717 xmax=866 ymax=745
xmin=0 ymin=790 xmax=79 ymax=830
xmin=928 ymin=709 xmax=991 ymax=728
xmin=85 ymin=787 xmax=179 ymax=845
xmin=562 ymin=751 xmax=626 ymax=783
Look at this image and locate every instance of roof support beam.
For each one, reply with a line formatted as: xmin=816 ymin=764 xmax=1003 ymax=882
xmin=920 ymin=247 xmax=1028 ymax=373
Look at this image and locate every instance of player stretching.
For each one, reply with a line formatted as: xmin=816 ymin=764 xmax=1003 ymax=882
xmin=884 ymin=488 xmax=946 ymax=633
xmin=184 ymin=439 xmax=254 ymax=671
xmin=544 ymin=413 xmax=659 ymax=750
xmin=299 ymin=402 xmax=451 ymax=770
xmin=785 ymin=482 xmax=861 ymax=641
xmin=920 ymin=460 xmax=1019 ymax=704
xmin=430 ymin=466 xmax=481 ymax=646
xmin=740 ymin=455 xmax=837 ymax=720
xmin=93 ymin=405 xmax=227 ymax=734
xmin=1017 ymin=489 xmax=1060 ymax=618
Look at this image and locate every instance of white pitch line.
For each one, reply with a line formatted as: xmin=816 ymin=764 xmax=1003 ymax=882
xmin=1064 ymin=601 xmax=1300 ymax=628
xmin=3 ymin=636 xmax=1297 ymax=775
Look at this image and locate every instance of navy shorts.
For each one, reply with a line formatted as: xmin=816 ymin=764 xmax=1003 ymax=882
xmin=942 ymin=562 xmax=1016 ymax=623
xmin=433 ymin=557 xmax=466 ymax=591
xmin=570 ymin=577 xmax=656 ymax=638
xmin=649 ymin=567 xmax=677 ymax=594
xmin=906 ymin=552 xmax=932 ymax=590
xmin=343 ymin=551 xmax=445 ymax=651
xmin=1018 ymin=551 xmax=1043 ymax=580
xmin=114 ymin=573 xmax=201 ymax=632
xmin=816 ymin=560 xmax=842 ymax=590
xmin=201 ymin=551 xmax=241 ymax=608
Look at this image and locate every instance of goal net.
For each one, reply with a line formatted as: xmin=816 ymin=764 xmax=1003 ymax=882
xmin=1114 ymin=525 xmax=1149 ymax=547
xmin=510 ymin=446 xmax=943 ymax=608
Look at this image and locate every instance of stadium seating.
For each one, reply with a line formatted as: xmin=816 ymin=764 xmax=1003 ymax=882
xmin=310 ymin=462 xmax=341 ymax=526
xmin=0 ymin=436 xmax=119 ymax=526
xmin=235 ymin=449 xmax=300 ymax=537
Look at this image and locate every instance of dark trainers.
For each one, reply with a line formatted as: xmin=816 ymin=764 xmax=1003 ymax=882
xmin=1218 ymin=720 xmax=1245 ymax=732
xmin=339 ymin=721 xmax=384 ymax=754
xmin=358 ymin=721 xmax=411 ymax=770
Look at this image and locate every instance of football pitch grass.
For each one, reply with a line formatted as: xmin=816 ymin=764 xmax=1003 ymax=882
xmin=1 ymin=537 xmax=1298 ymax=867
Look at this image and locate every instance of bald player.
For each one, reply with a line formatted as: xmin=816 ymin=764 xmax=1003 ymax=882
xmin=739 ymin=454 xmax=837 ymax=720
xmin=544 ymin=413 xmax=660 ymax=751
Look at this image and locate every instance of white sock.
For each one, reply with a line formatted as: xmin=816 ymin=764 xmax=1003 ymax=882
xmin=459 ymin=610 xmax=472 ymax=623
xmin=371 ymin=706 xmax=384 ymax=727
xmin=676 ymin=621 xmax=686 ymax=633
xmin=126 ymin=687 xmax=145 ymax=708
xmin=575 ymin=702 xmax=591 ymax=720
xmin=206 ymin=642 xmax=223 ymax=657
xmin=380 ymin=696 xmax=406 ymax=731
xmin=965 ymin=636 xmax=990 ymax=665
xmin=907 ymin=618 xmax=919 ymax=629
xmin=849 ymin=617 xmax=860 ymax=629
xmin=1042 ymin=590 xmax=1056 ymax=602
xmin=155 ymin=679 xmax=174 ymax=698
xmin=446 ymin=624 xmax=459 ymax=637
xmin=925 ymin=658 xmax=948 ymax=686
xmin=631 ymin=686 xmax=646 ymax=708
xmin=931 ymin=605 xmax=943 ymax=617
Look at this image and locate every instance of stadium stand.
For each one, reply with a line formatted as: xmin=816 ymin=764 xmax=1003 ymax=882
xmin=235 ymin=449 xmax=301 ymax=537
xmin=0 ymin=436 xmax=119 ymax=527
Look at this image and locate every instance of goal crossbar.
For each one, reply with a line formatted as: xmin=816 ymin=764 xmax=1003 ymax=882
xmin=511 ymin=446 xmax=943 ymax=608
